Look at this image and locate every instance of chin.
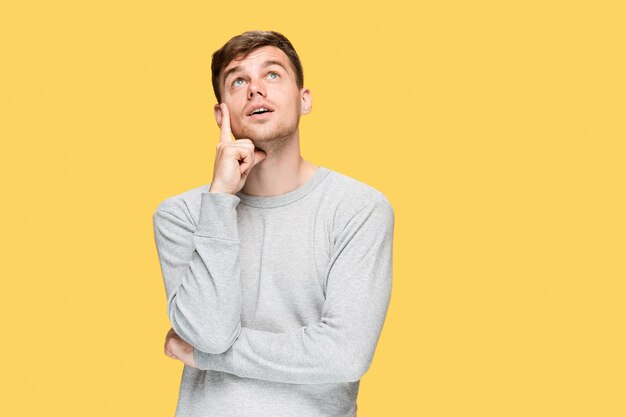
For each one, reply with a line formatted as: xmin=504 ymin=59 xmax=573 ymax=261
xmin=252 ymin=133 xmax=294 ymax=153
xmin=244 ymin=125 xmax=294 ymax=142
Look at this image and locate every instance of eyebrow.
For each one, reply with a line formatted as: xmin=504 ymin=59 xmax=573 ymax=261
xmin=261 ymin=60 xmax=288 ymax=72
xmin=222 ymin=60 xmax=289 ymax=85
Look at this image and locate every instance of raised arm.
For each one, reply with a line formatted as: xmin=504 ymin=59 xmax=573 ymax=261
xmin=154 ymin=102 xmax=266 ymax=354
xmin=192 ymin=197 xmax=395 ymax=384
xmin=153 ymin=191 xmax=243 ymax=354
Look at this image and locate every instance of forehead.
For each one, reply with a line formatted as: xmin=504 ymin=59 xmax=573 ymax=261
xmin=222 ymin=45 xmax=293 ymax=75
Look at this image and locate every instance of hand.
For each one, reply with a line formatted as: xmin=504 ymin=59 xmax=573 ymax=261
xmin=164 ymin=328 xmax=197 ymax=368
xmin=209 ymin=103 xmax=267 ymax=194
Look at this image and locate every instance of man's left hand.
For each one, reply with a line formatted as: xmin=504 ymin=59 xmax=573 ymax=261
xmin=164 ymin=328 xmax=197 ymax=368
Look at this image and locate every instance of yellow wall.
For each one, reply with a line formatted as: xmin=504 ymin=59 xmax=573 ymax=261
xmin=1 ymin=1 xmax=624 ymax=416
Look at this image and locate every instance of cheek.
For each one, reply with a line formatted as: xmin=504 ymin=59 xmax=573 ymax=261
xmin=222 ymin=99 xmax=244 ymax=122
xmin=275 ymin=90 xmax=300 ymax=111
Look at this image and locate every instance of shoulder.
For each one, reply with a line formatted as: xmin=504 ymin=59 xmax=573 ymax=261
xmin=153 ymin=183 xmax=212 ymax=226
xmin=320 ymin=168 xmax=394 ymax=230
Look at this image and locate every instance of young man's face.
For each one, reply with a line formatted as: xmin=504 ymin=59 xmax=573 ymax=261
xmin=216 ymin=45 xmax=311 ymax=150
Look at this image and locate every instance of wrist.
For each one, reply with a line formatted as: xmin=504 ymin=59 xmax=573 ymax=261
xmin=209 ymin=183 xmax=234 ymax=194
xmin=209 ymin=187 xmax=230 ymax=194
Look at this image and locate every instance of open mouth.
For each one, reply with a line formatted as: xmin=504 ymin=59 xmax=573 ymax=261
xmin=248 ymin=107 xmax=274 ymax=116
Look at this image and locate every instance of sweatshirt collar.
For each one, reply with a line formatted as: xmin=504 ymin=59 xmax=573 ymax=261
xmin=235 ymin=166 xmax=330 ymax=208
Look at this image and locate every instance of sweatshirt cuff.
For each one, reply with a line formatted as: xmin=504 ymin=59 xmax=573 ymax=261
xmin=196 ymin=192 xmax=241 ymax=241
xmin=193 ymin=346 xmax=234 ymax=371
xmin=193 ymin=347 xmax=209 ymax=369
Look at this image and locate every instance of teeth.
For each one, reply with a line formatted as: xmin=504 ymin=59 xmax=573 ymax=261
xmin=250 ymin=108 xmax=269 ymax=115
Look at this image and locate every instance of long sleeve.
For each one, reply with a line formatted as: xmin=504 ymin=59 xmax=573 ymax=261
xmin=153 ymin=191 xmax=243 ymax=354
xmin=193 ymin=197 xmax=395 ymax=384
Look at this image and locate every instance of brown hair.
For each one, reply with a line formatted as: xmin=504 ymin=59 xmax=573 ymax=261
xmin=211 ymin=30 xmax=304 ymax=103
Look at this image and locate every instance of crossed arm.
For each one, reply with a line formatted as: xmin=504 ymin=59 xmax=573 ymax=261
xmin=154 ymin=192 xmax=394 ymax=384
xmin=153 ymin=192 xmax=243 ymax=354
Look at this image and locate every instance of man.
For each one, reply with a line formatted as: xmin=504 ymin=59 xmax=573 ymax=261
xmin=153 ymin=30 xmax=394 ymax=417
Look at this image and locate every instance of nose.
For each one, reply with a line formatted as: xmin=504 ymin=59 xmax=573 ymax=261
xmin=248 ymin=79 xmax=266 ymax=99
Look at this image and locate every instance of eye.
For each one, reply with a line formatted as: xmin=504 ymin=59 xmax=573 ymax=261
xmin=232 ymin=78 xmax=245 ymax=87
xmin=267 ymin=72 xmax=279 ymax=80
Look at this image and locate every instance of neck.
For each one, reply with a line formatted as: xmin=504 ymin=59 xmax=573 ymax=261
xmin=241 ymin=132 xmax=317 ymax=197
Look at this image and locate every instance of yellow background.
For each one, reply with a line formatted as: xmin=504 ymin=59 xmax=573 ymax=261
xmin=1 ymin=0 xmax=625 ymax=416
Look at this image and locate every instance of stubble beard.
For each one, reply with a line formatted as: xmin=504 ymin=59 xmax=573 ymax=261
xmin=237 ymin=117 xmax=300 ymax=154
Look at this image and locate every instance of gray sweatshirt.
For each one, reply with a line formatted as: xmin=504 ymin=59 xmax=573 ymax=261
xmin=153 ymin=166 xmax=394 ymax=417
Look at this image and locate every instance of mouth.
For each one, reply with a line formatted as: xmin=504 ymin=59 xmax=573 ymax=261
xmin=247 ymin=106 xmax=275 ymax=117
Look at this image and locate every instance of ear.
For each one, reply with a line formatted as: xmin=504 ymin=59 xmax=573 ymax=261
xmin=300 ymin=88 xmax=312 ymax=115
xmin=214 ymin=103 xmax=223 ymax=127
